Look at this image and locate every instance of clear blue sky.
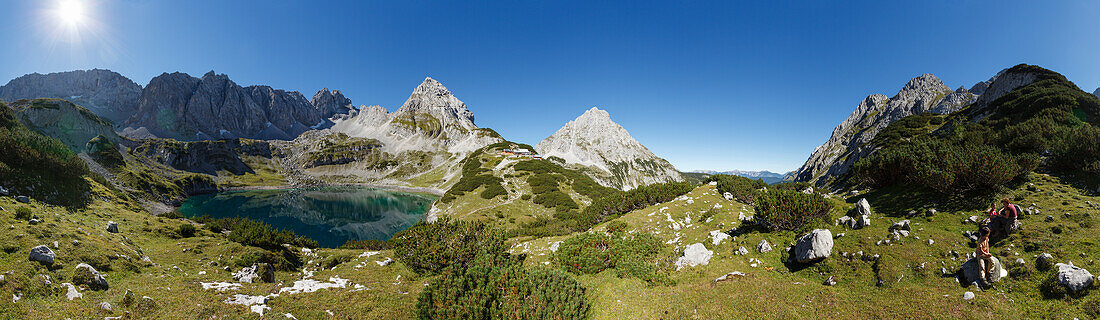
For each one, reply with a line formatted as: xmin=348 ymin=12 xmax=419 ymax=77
xmin=2 ymin=0 xmax=1099 ymax=172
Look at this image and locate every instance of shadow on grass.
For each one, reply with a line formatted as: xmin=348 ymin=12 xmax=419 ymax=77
xmin=848 ymin=185 xmax=998 ymax=218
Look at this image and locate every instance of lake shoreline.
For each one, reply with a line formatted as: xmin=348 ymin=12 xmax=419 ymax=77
xmin=221 ymin=183 xmax=446 ymax=197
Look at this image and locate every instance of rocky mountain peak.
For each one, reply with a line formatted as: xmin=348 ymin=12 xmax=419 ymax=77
xmin=896 ymin=74 xmax=949 ymax=99
xmin=536 ymin=108 xmax=682 ymax=190
xmin=395 ymin=77 xmax=475 ymax=130
xmin=1093 ymin=87 xmax=1099 ymax=98
xmin=310 ymin=88 xmax=353 ymax=118
xmin=792 ymin=72 xmax=974 ymax=187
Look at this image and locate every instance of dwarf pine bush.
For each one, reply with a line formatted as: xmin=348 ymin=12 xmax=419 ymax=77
xmin=752 ymin=189 xmax=834 ymax=231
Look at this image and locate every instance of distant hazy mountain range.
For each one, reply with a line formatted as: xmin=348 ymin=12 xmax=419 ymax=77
xmin=689 ymin=170 xmax=793 ymax=184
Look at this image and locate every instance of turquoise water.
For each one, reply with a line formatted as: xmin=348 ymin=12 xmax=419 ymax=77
xmin=178 ymin=186 xmax=437 ymax=248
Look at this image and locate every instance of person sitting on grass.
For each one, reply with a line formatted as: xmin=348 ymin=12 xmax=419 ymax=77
xmin=976 ymin=226 xmax=995 ymax=288
xmin=989 ymin=198 xmax=1019 ymax=239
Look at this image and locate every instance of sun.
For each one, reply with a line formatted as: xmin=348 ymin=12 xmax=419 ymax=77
xmin=56 ymin=0 xmax=86 ymax=27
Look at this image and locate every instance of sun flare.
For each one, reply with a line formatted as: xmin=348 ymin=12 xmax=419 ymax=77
xmin=56 ymin=0 xmax=86 ymax=27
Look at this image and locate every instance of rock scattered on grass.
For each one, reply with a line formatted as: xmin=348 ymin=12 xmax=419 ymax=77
xmin=73 ymin=263 xmax=109 ymax=290
xmin=233 ymin=263 xmax=274 ymax=283
xmin=963 ymin=291 xmax=975 ymax=300
xmin=106 ymin=221 xmax=118 ymax=233
xmin=62 ymin=283 xmax=81 ymax=300
xmin=1037 ymin=253 xmax=1054 ymax=270
xmin=1055 ymin=262 xmax=1094 ymax=292
xmin=792 ymin=229 xmax=833 ymax=263
xmin=675 ymin=243 xmax=713 ymax=269
xmin=823 ymin=276 xmax=836 ymax=286
xmin=756 ymin=240 xmax=772 ymax=253
xmin=16 ymin=196 xmax=29 ymax=203
xmin=28 ymin=245 xmax=56 ymax=266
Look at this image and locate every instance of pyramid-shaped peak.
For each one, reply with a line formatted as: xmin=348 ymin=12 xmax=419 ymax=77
xmin=413 ymin=77 xmax=451 ymax=96
xmin=898 ymin=74 xmax=948 ymax=95
xmin=578 ymin=107 xmax=612 ymax=120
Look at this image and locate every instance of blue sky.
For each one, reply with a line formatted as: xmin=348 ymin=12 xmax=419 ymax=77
xmin=2 ymin=0 xmax=1099 ymax=172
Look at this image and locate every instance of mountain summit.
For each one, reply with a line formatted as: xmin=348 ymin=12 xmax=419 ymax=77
xmin=331 ymin=77 xmax=498 ymax=154
xmin=536 ymin=107 xmax=682 ymax=190
xmin=791 ymin=73 xmax=976 ymax=186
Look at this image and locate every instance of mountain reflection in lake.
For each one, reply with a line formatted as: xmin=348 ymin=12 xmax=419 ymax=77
xmin=178 ymin=187 xmax=437 ymax=248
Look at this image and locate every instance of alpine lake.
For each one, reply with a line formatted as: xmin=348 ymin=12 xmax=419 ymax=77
xmin=178 ymin=186 xmax=438 ymax=248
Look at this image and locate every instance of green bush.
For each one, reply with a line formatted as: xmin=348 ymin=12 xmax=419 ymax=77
xmin=194 ymin=216 xmax=317 ymax=250
xmin=14 ymin=207 xmax=32 ymax=220
xmin=340 ymin=239 xmax=392 ymax=250
xmin=704 ymin=174 xmax=766 ymax=204
xmin=752 ymin=189 xmax=834 ymax=231
xmin=177 ymin=224 xmax=196 ymax=238
xmin=605 ymin=220 xmax=628 ymax=233
xmin=86 ymin=134 xmax=124 ymax=168
xmin=553 ymin=232 xmax=669 ymax=284
xmin=392 ymin=218 xmax=507 ymax=275
xmin=417 ymin=249 xmax=588 ymax=320
xmin=854 ymin=136 xmax=1037 ymax=196
xmin=520 ymin=194 xmax=532 ymax=201
xmin=773 ymin=181 xmax=811 ymax=192
xmin=533 ymin=190 xmax=578 ymax=212
xmin=517 ymin=182 xmax=695 ymax=237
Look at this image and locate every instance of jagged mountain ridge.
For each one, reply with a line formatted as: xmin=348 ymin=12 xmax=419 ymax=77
xmin=123 ymin=71 xmax=354 ymax=141
xmin=792 ymin=67 xmax=1048 ymax=188
xmin=0 ymin=69 xmax=142 ymax=126
xmin=535 ymin=107 xmax=683 ymax=190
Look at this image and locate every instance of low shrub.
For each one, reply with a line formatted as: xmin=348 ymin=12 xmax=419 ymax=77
xmin=752 ymin=189 xmax=833 ymax=231
xmin=605 ymin=220 xmax=628 ymax=233
xmin=392 ymin=218 xmax=507 ymax=275
xmin=178 ymin=224 xmax=196 ymax=238
xmin=14 ymin=207 xmax=33 ymax=220
xmin=417 ymin=249 xmax=588 ymax=320
xmin=704 ymin=174 xmax=766 ymax=204
xmin=553 ymin=231 xmax=669 ymax=284
xmin=340 ymin=239 xmax=392 ymax=250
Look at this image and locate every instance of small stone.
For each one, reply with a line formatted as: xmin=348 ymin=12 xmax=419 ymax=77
xmin=927 ymin=239 xmax=935 ymax=245
xmin=73 ymin=263 xmax=109 ymax=290
xmin=106 ymin=221 xmax=119 ymax=233
xmin=100 ymin=302 xmax=113 ymax=312
xmin=16 ymin=196 xmax=29 ymax=203
xmin=1037 ymin=253 xmax=1054 ymax=270
xmin=963 ymin=291 xmax=975 ymax=300
xmin=823 ymin=276 xmax=836 ymax=286
xmin=63 ymin=283 xmax=82 ymax=300
xmin=1045 ymin=215 xmax=1055 ymax=222
xmin=736 ymin=246 xmax=749 ymax=256
xmin=926 ymin=208 xmax=937 ymax=217
xmin=756 ymin=240 xmax=772 ymax=253
xmin=121 ymin=290 xmax=135 ymax=307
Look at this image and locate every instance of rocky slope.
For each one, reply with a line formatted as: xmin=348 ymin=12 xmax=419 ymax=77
xmin=535 ymin=107 xmax=683 ymax=190
xmin=9 ymin=98 xmax=120 ymax=152
xmin=790 ymin=74 xmax=978 ymax=187
xmin=0 ymin=69 xmax=142 ymax=126
xmin=1093 ymin=87 xmax=1099 ymax=99
xmin=285 ymin=77 xmax=503 ymax=189
xmin=331 ymin=77 xmax=496 ymax=154
xmin=123 ymin=71 xmax=352 ymax=141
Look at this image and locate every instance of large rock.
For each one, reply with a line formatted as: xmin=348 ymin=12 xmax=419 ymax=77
xmin=675 ymin=243 xmax=713 ymax=269
xmin=73 ymin=263 xmax=109 ymax=290
xmin=233 ymin=263 xmax=275 ymax=283
xmin=792 ymin=229 xmax=833 ymax=263
xmin=856 ymin=198 xmax=871 ymax=216
xmin=960 ymin=256 xmax=1007 ymax=286
xmin=1056 ymin=263 xmax=1094 ymax=292
xmin=28 ymin=245 xmax=56 ymax=266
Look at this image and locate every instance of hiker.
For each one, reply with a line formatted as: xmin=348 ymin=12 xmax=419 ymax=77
xmin=989 ymin=198 xmax=1019 ymax=239
xmin=976 ymin=226 xmax=995 ymax=288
